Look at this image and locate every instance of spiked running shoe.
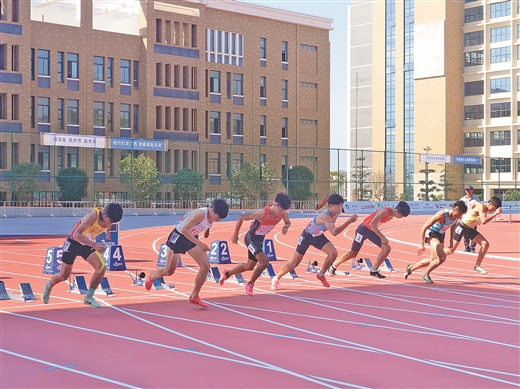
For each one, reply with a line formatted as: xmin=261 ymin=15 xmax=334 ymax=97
xmin=271 ymin=278 xmax=280 ymax=290
xmin=84 ymin=296 xmax=102 ymax=308
xmin=404 ymin=264 xmax=413 ymax=280
xmin=317 ymin=273 xmax=330 ymax=287
xmin=245 ymin=283 xmax=254 ymax=296
xmin=328 ymin=266 xmax=337 ymax=277
xmin=145 ymin=272 xmax=154 ymax=291
xmin=189 ymin=295 xmax=208 ymax=308
xmin=370 ymin=270 xmax=386 ymax=279
xmin=422 ymin=273 xmax=433 ymax=284
xmin=41 ymin=282 xmax=52 ymax=304
xmin=474 ymin=266 xmax=488 ymax=275
xmin=219 ymin=269 xmax=229 ymax=286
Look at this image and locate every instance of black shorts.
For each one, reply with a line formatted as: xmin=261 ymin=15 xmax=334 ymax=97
xmin=244 ymin=232 xmax=265 ymax=261
xmin=453 ymin=221 xmax=480 ymax=242
xmin=425 ymin=229 xmax=445 ymax=244
xmin=166 ymin=228 xmax=197 ymax=254
xmin=61 ymin=236 xmax=96 ymax=265
xmin=350 ymin=224 xmax=382 ymax=253
xmin=295 ymin=230 xmax=330 ymax=255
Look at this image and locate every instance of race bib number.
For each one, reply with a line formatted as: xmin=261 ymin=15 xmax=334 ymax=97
xmin=255 ymin=225 xmax=274 ymax=235
xmin=63 ymin=240 xmax=71 ymax=252
xmin=455 ymin=226 xmax=463 ymax=235
xmin=247 ymin=243 xmax=256 ymax=254
xmin=168 ymin=231 xmax=180 ymax=244
xmin=354 ymin=233 xmax=363 ymax=243
xmin=297 ymin=235 xmax=304 ymax=246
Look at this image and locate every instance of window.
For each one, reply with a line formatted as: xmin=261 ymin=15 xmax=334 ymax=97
xmin=464 ymin=105 xmax=484 ymax=120
xmin=95 ymin=149 xmax=104 ymax=172
xmin=165 ymin=106 xmax=171 ymax=130
xmin=260 ymin=76 xmax=266 ymax=98
xmin=300 ymin=44 xmax=317 ymax=51
xmin=209 ymin=152 xmax=221 ymax=175
xmin=104 ymin=102 xmax=113 ymax=133
xmin=282 ymin=41 xmax=288 ymax=62
xmin=30 ymin=48 xmax=35 ymax=80
xmin=210 ymin=111 xmax=220 ymax=134
xmin=260 ymin=115 xmax=266 ymax=138
xmin=57 ymin=98 xmax=64 ymax=130
xmin=490 ymin=46 xmax=511 ymax=63
xmin=156 ymin=19 xmax=162 ymax=43
xmin=30 ymin=96 xmax=35 ymax=128
xmin=133 ymin=61 xmax=139 ymax=89
xmin=464 ymin=51 xmax=484 ymax=67
xmin=490 ymin=102 xmax=510 ymax=118
xmin=107 ymin=58 xmax=113 ymax=87
xmin=38 ymin=49 xmax=49 ymax=76
xmin=93 ymin=102 xmax=104 ymax=127
xmin=11 ymin=94 xmax=18 ymax=120
xmin=281 ymin=118 xmax=288 ymax=139
xmin=300 ymin=82 xmax=317 ymax=88
xmin=464 ymin=80 xmax=484 ymax=96
xmin=490 ymin=130 xmax=511 ymax=146
xmin=67 ymin=99 xmax=78 ymax=125
xmin=490 ymin=77 xmax=510 ymax=93
xmin=206 ymin=29 xmax=244 ymax=66
xmin=67 ymin=53 xmax=78 ymax=79
xmin=464 ymin=132 xmax=484 ymax=147
xmin=491 ymin=26 xmax=510 ymax=42
xmin=11 ymin=45 xmax=19 ymax=71
xmin=38 ymin=97 xmax=50 ymax=123
xmin=210 ymin=70 xmax=220 ymax=93
xmin=94 ymin=56 xmax=104 ymax=82
xmin=38 ymin=145 xmax=50 ymax=170
xmin=183 ymin=108 xmax=189 ymax=132
xmin=0 ymin=142 xmax=6 ymax=169
xmin=301 ymin=119 xmax=318 ymax=125
xmin=120 ymin=59 xmax=130 ymax=84
xmin=464 ymin=30 xmax=484 ymax=47
xmin=192 ymin=24 xmax=197 ymax=48
xmin=226 ymin=72 xmax=231 ymax=98
xmin=464 ymin=6 xmax=484 ymax=23
xmin=490 ymin=1 xmax=511 ymax=18
xmin=0 ymin=44 xmax=6 ymax=71
xmin=191 ymin=67 xmax=197 ymax=89
xmin=260 ymin=37 xmax=266 ymax=60
xmin=174 ymin=107 xmax=180 ymax=130
xmin=0 ymin=93 xmax=6 ymax=119
xmin=165 ymin=64 xmax=171 ymax=87
xmin=464 ymin=164 xmax=484 ymax=174
xmin=0 ymin=1 xmax=4 ymax=21
xmin=156 ymin=106 xmax=162 ymax=129
xmin=282 ymin=80 xmax=288 ymax=100
xmin=12 ymin=0 xmax=18 ymax=22
xmin=156 ymin=62 xmax=162 ymax=86
xmin=191 ymin=108 xmax=197 ymax=132
xmin=57 ymin=52 xmax=64 ymax=83
xmin=490 ymin=158 xmax=511 ymax=173
xmin=233 ymin=74 xmax=243 ymax=96
xmin=518 ymin=130 xmax=520 ymax=145
xmin=67 ymin=147 xmax=78 ymax=168
xmin=120 ymin=104 xmax=130 ymax=128
xmin=233 ymin=113 xmax=243 ymax=135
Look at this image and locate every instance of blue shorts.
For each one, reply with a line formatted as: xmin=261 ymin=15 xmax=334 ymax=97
xmin=350 ymin=224 xmax=382 ymax=253
xmin=295 ymin=230 xmax=330 ymax=255
xmin=166 ymin=228 xmax=197 ymax=254
xmin=244 ymin=232 xmax=265 ymax=261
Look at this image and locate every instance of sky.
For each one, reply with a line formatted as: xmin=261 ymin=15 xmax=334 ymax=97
xmin=242 ymin=0 xmax=350 ymax=166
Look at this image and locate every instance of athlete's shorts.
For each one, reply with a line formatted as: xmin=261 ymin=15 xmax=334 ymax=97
xmin=295 ymin=230 xmax=330 ymax=255
xmin=165 ymin=228 xmax=197 ymax=254
xmin=61 ymin=236 xmax=96 ymax=265
xmin=244 ymin=232 xmax=265 ymax=261
xmin=453 ymin=221 xmax=480 ymax=242
xmin=425 ymin=229 xmax=445 ymax=244
xmin=350 ymin=224 xmax=382 ymax=253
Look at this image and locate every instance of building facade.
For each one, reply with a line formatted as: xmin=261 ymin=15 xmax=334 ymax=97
xmin=347 ymin=0 xmax=519 ymax=201
xmin=0 ymin=0 xmax=332 ymax=203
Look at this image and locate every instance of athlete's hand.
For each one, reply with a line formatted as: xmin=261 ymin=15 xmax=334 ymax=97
xmin=445 ymin=248 xmax=454 ymax=255
xmin=230 ymin=234 xmax=238 ymax=244
xmin=349 ymin=214 xmax=358 ymax=223
xmin=198 ymin=242 xmax=210 ymax=252
xmin=94 ymin=243 xmax=106 ymax=253
xmin=495 ymin=207 xmax=502 ymax=215
xmin=203 ymin=228 xmax=210 ymax=238
xmin=417 ymin=245 xmax=425 ymax=255
xmin=281 ymin=225 xmax=288 ymax=235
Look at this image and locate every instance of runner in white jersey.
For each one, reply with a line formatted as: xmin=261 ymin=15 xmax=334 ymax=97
xmin=145 ymin=199 xmax=229 ymax=308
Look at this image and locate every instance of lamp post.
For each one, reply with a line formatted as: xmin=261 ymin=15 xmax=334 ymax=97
xmin=286 ymin=164 xmax=292 ymax=196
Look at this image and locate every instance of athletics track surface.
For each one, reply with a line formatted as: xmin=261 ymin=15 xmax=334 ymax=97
xmin=1 ymin=214 xmax=519 ymax=388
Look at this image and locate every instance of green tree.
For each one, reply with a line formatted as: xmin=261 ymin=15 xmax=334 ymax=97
xmin=56 ymin=167 xmax=89 ymax=201
xmin=503 ymin=189 xmax=520 ymax=201
xmin=231 ymin=162 xmax=280 ymax=200
xmin=286 ymin=165 xmax=314 ymax=200
xmin=438 ymin=164 xmax=458 ymax=201
xmin=10 ymin=163 xmax=41 ymax=202
xmin=120 ymin=154 xmax=163 ymax=201
xmin=171 ymin=168 xmax=204 ymax=200
xmin=351 ymin=157 xmax=371 ymax=200
xmin=330 ymin=171 xmax=347 ymax=195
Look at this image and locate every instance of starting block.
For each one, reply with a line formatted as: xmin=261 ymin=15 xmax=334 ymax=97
xmin=0 ymin=281 xmax=9 ymax=300
xmin=152 ymin=277 xmax=174 ymax=290
xmin=261 ymin=263 xmax=276 ymax=278
xmin=352 ymin=258 xmax=364 ymax=270
xmin=208 ymin=240 xmax=231 ymax=264
xmin=42 ymin=247 xmax=63 ymax=275
xmin=262 ymin=239 xmax=277 ymax=261
xmin=282 ymin=269 xmax=299 ymax=279
xmin=8 ymin=282 xmax=37 ymax=302
xmin=234 ymin=273 xmax=247 ymax=284
xmin=69 ymin=275 xmax=88 ymax=294
xmin=207 ymin=267 xmax=221 ymax=283
xmin=307 ymin=260 xmax=319 ymax=273
xmin=103 ymin=244 xmax=126 ymax=271
xmin=156 ymin=243 xmax=183 ymax=268
xmin=96 ymin=277 xmax=114 ymax=296
xmin=363 ymin=258 xmax=374 ymax=271
xmin=128 ymin=270 xmax=146 ymax=286
xmin=383 ymin=258 xmax=395 ymax=272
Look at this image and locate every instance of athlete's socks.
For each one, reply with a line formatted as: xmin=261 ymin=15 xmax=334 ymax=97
xmin=86 ymin=287 xmax=96 ymax=299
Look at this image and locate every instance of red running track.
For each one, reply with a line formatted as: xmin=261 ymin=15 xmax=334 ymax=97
xmin=1 ymin=215 xmax=519 ymax=388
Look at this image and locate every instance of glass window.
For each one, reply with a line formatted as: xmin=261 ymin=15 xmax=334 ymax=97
xmin=464 ymin=30 xmax=484 ymax=47
xmin=490 ymin=130 xmax=511 ymax=146
xmin=68 ymin=147 xmax=78 ymax=168
xmin=57 ymin=52 xmax=64 ymax=83
xmin=120 ymin=59 xmax=131 ymax=84
xmin=57 ymin=98 xmax=64 ymax=130
xmin=233 ymin=113 xmax=243 ymax=135
xmin=233 ymin=73 xmax=243 ymax=95
xmin=260 ymin=76 xmax=266 ymax=98
xmin=37 ymin=97 xmax=49 ymax=123
xmin=260 ymin=37 xmax=266 ymax=60
xmin=464 ymin=6 xmax=484 ymax=23
xmin=210 ymin=111 xmax=220 ymax=134
xmin=93 ymin=102 xmax=104 ymax=126
xmin=490 ymin=46 xmax=511 ymax=63
xmin=490 ymin=77 xmax=510 ymax=93
xmin=67 ymin=53 xmax=78 ymax=79
xmin=38 ymin=145 xmax=50 ymax=170
xmin=490 ymin=158 xmax=511 ymax=173
xmin=490 ymin=102 xmax=511 ymax=118
xmin=37 ymin=49 xmax=49 ymax=76
xmin=133 ymin=105 xmax=139 ymax=134
xmin=133 ymin=61 xmax=139 ymax=90
xmin=93 ymin=56 xmax=104 ymax=81
xmin=464 ymin=80 xmax=484 ymax=96
xmin=464 ymin=132 xmax=484 ymax=147
xmin=490 ymin=26 xmax=510 ymax=42
xmin=260 ymin=115 xmax=266 ymax=137
xmin=282 ymin=41 xmax=288 ymax=62
xmin=464 ymin=51 xmax=484 ymax=67
xmin=94 ymin=149 xmax=104 ymax=172
xmin=464 ymin=105 xmax=484 ymax=120
xmin=281 ymin=118 xmax=288 ymax=138
xmin=120 ymin=103 xmax=130 ymax=128
xmin=67 ymin=99 xmax=79 ymax=125
xmin=107 ymin=102 xmax=113 ymax=132
xmin=107 ymin=58 xmax=113 ymax=87
xmin=210 ymin=70 xmax=220 ymax=93
xmin=490 ymin=1 xmax=511 ymax=18
xmin=282 ymin=80 xmax=288 ymax=100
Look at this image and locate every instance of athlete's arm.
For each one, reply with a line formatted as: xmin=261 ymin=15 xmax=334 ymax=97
xmin=315 ymin=195 xmax=329 ymax=211
xmin=418 ymin=211 xmax=443 ymax=253
xmin=178 ymin=209 xmax=207 ymax=249
xmin=369 ymin=208 xmax=390 ymax=244
xmin=231 ymin=209 xmax=263 ymax=243
xmin=72 ymin=211 xmax=106 ymax=252
xmin=281 ymin=211 xmax=291 ymax=235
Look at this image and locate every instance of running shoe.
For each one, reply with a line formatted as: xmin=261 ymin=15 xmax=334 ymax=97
xmin=404 ymin=264 xmax=413 ymax=280
xmin=189 ymin=295 xmax=208 ymax=308
xmin=41 ymin=282 xmax=52 ymax=304
xmin=84 ymin=296 xmax=102 ymax=308
xmin=219 ymin=269 xmax=229 ymax=286
xmin=474 ymin=266 xmax=488 ymax=275
xmin=328 ymin=266 xmax=337 ymax=277
xmin=271 ymin=278 xmax=280 ymax=290
xmin=317 ymin=273 xmax=330 ymax=287
xmin=370 ymin=270 xmax=386 ymax=279
xmin=144 ymin=271 xmax=154 ymax=291
xmin=245 ymin=283 xmax=254 ymax=296
xmin=422 ymin=273 xmax=433 ymax=284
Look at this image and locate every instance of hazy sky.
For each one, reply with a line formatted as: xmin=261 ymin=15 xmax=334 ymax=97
xmin=242 ymin=0 xmax=350 ymax=165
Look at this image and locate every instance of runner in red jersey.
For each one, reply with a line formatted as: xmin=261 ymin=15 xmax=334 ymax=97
xmin=330 ymin=201 xmax=410 ymax=279
xmin=221 ymin=193 xmax=291 ymax=296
